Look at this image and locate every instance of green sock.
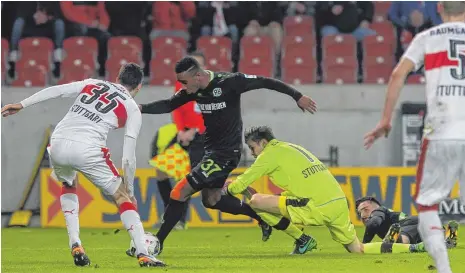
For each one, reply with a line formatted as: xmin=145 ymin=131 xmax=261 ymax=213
xmin=257 ymin=212 xmax=303 ymax=240
xmin=363 ymin=242 xmax=411 ymax=254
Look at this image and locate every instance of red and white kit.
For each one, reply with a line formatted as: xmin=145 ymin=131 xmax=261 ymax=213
xmin=403 ymin=22 xmax=465 ymax=207
xmin=20 ymin=78 xmax=141 ymax=196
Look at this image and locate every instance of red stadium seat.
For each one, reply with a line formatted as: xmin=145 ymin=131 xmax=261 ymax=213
xmin=150 ymin=67 xmax=176 ymax=86
xmin=323 ymin=34 xmax=357 ymax=57
xmin=19 ymin=37 xmax=53 ymax=55
xmin=283 ymin=16 xmax=314 ymax=36
xmin=152 ymin=36 xmax=187 ymax=53
xmin=323 ymin=55 xmax=357 ymax=68
xmin=206 ymin=57 xmax=233 ymax=72
xmin=2 ymin=38 xmax=8 ymax=82
xmin=108 ymin=36 xmax=142 ymax=58
xmin=363 ymin=34 xmax=395 ymax=58
xmin=11 ymin=66 xmax=47 ymax=87
xmin=62 ymin=51 xmax=97 ymax=71
xmin=63 ymin=37 xmax=98 ymax=55
xmin=364 ymin=65 xmax=393 ymax=84
xmin=371 ymin=22 xmax=395 ymax=41
xmin=16 ymin=54 xmax=51 ymax=71
xmin=282 ymin=35 xmax=315 ymax=68
xmin=374 ymin=1 xmax=391 ymax=15
xmin=323 ymin=66 xmax=358 ymax=84
xmin=407 ymin=74 xmax=425 ymax=84
xmin=240 ymin=36 xmax=275 ymax=62
xmin=58 ymin=66 xmax=94 ymax=84
xmin=197 ymin=36 xmax=232 ymax=62
xmin=281 ymin=66 xmax=316 ymax=85
xmin=239 ymin=57 xmax=273 ymax=78
xmin=363 ymin=55 xmax=395 ymax=67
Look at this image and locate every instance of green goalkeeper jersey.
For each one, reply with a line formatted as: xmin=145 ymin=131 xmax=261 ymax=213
xmin=228 ymin=139 xmax=346 ymax=206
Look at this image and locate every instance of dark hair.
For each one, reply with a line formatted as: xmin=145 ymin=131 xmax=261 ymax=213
xmin=441 ymin=1 xmax=465 ymax=15
xmin=175 ymin=56 xmax=201 ymax=74
xmin=189 ymin=51 xmax=206 ymax=63
xmin=244 ymin=126 xmax=275 ymax=143
xmin=117 ymin=63 xmax=143 ymax=91
xmin=355 ymin=196 xmax=381 ymax=210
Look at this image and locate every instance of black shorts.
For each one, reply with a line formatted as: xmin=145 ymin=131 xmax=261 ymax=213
xmin=186 ymin=149 xmax=241 ymax=191
xmin=187 ymin=133 xmax=205 ymax=167
xmin=399 ymin=216 xmax=422 ymax=243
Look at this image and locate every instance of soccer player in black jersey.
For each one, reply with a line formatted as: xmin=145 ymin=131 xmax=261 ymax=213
xmin=139 ymin=56 xmax=317 ymax=254
xmin=356 ymin=196 xmax=458 ymax=248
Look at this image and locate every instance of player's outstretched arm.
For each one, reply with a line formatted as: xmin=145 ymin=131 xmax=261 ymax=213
xmin=122 ymin=106 xmax=142 ymax=203
xmin=235 ymin=73 xmax=317 ymax=114
xmin=2 ymin=81 xmax=87 ymax=117
xmin=139 ymin=89 xmax=195 ymax=114
xmin=225 ymin=154 xmax=275 ymax=196
xmin=364 ymin=33 xmax=424 ymax=149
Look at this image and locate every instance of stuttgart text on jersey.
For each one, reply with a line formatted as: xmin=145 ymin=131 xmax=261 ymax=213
xmin=69 ymin=104 xmax=103 ymax=123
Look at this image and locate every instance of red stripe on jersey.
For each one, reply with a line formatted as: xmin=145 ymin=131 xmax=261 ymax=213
xmin=80 ymin=84 xmax=97 ymax=95
xmin=99 ymin=92 xmax=110 ymax=104
xmin=113 ymin=100 xmax=127 ymax=128
xmin=101 ymin=147 xmax=120 ymax=176
xmin=424 ymin=51 xmax=459 ymax=71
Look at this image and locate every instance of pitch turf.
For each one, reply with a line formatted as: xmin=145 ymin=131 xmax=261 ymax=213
xmin=2 ymin=226 xmax=465 ymax=273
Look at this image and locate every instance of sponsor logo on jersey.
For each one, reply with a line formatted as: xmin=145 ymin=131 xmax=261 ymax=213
xmin=198 ymin=102 xmax=226 ymax=113
xmin=212 ymin=88 xmax=222 ymax=97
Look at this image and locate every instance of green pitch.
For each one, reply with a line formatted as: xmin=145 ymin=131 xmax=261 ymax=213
xmin=2 ymin=226 xmax=465 ymax=273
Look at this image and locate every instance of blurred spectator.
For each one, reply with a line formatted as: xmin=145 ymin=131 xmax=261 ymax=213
xmin=2 ymin=2 xmax=18 ymax=40
xmin=315 ymin=2 xmax=375 ymax=41
xmin=388 ymin=2 xmax=432 ymax=36
xmin=9 ymin=1 xmax=65 ymax=76
xmin=242 ymin=2 xmax=286 ymax=54
xmin=425 ymin=1 xmax=443 ymax=26
xmin=196 ymin=2 xmax=240 ymax=46
xmin=60 ymin=1 xmax=111 ymax=77
xmin=151 ymin=1 xmax=196 ymax=41
xmin=105 ymin=1 xmax=151 ymax=76
xmin=287 ymin=1 xmax=316 ymax=16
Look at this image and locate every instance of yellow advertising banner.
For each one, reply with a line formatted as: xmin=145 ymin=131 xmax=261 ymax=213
xmin=40 ymin=167 xmax=461 ymax=228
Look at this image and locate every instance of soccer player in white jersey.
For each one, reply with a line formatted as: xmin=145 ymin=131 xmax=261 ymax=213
xmin=1 ymin=63 xmax=165 ymax=268
xmin=364 ymin=2 xmax=465 ymax=273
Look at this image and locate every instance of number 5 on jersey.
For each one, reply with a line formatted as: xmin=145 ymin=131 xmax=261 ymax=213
xmin=201 ymin=159 xmax=222 ymax=177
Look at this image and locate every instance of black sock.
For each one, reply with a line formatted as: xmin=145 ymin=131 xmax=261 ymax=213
xmin=157 ymin=178 xmax=172 ymax=208
xmin=156 ymin=198 xmax=186 ymax=243
xmin=180 ymin=197 xmax=190 ymax=224
xmin=210 ymin=195 xmax=262 ymax=223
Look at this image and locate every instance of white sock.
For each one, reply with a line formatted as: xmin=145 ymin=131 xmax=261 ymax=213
xmin=60 ymin=190 xmax=81 ymax=249
xmin=418 ymin=210 xmax=452 ymax=273
xmin=120 ymin=202 xmax=148 ymax=256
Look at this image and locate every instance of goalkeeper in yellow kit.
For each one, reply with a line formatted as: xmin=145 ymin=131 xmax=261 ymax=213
xmin=225 ymin=126 xmax=426 ymax=254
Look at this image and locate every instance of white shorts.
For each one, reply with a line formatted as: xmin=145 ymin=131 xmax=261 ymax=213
xmin=48 ymin=138 xmax=122 ymax=196
xmin=415 ymin=138 xmax=465 ymax=207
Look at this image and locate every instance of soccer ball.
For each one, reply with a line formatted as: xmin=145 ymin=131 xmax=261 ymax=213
xmin=129 ymin=232 xmax=160 ymax=256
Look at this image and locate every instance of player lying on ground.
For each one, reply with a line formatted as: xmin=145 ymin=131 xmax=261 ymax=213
xmin=356 ymin=196 xmax=458 ymax=247
xmin=363 ymin=2 xmax=465 ymax=272
xmin=225 ymin=126 xmax=426 ymax=254
xmin=137 ymin=56 xmax=317 ymax=255
xmin=1 ymin=63 xmax=165 ymax=267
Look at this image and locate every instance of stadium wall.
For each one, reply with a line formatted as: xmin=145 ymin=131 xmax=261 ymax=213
xmin=1 ymin=85 xmax=426 ymax=212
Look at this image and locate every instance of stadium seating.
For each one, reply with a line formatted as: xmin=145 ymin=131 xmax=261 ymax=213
xmin=152 ymin=36 xmax=187 ymax=54
xmin=11 ymin=66 xmax=47 ymax=87
xmin=58 ymin=66 xmax=94 ymax=85
xmin=105 ymin=54 xmax=142 ymax=81
xmin=283 ymin=15 xmax=314 ymax=37
xmin=364 ymin=65 xmax=393 ymax=84
xmin=197 ymin=36 xmax=233 ymax=71
xmin=407 ymin=74 xmax=426 ymax=84
xmin=63 ymin=37 xmax=98 ymax=56
xmin=239 ymin=56 xmax=274 ymax=78
xmin=2 ymin=38 xmax=9 ymax=83
xmin=240 ymin=36 xmax=275 ymax=61
xmin=108 ymin=36 xmax=143 ymax=61
xmin=281 ymin=35 xmax=316 ymax=85
xmin=150 ymin=53 xmax=177 ymax=86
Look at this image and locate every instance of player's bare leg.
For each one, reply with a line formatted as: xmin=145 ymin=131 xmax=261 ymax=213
xmin=202 ymin=188 xmax=273 ymax=242
xmin=113 ymin=179 xmax=165 ymax=267
xmin=249 ymin=193 xmax=317 ymax=254
xmin=58 ymin=174 xmax=90 ymax=266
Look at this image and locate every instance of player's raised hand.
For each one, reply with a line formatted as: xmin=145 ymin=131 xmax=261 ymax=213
xmin=1 ymin=103 xmax=23 ymax=117
xmin=297 ymin=95 xmax=317 ymax=114
xmin=363 ymin=120 xmax=392 ymax=150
